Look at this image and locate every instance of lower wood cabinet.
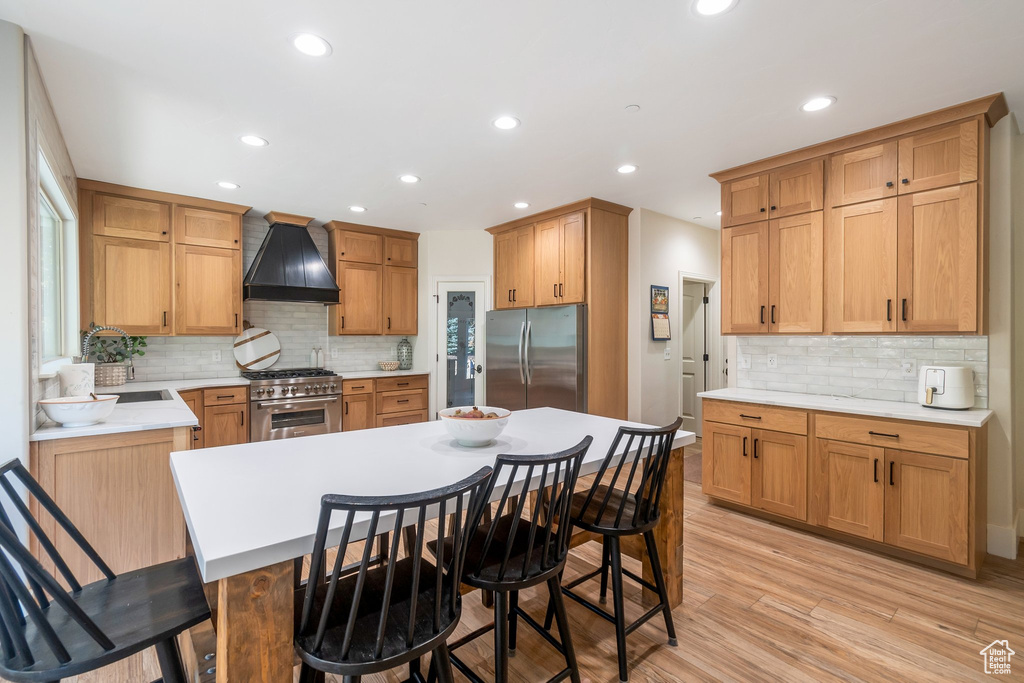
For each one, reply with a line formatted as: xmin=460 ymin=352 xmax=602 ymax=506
xmin=342 ymin=374 xmax=430 ymax=431
xmin=751 ymin=430 xmax=807 ymax=521
xmin=817 ymin=439 xmax=884 ymax=541
xmin=342 ymin=392 xmax=375 ymax=431
xmin=179 ymin=386 xmax=249 ymax=449
xmin=701 ymin=421 xmax=751 ymax=505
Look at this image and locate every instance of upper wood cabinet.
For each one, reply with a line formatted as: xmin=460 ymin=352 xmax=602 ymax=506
xmin=174 ymin=244 xmax=242 ymax=335
xmin=897 ymin=184 xmax=978 ymax=333
xmin=827 ymin=199 xmax=898 ymax=333
xmin=769 ymin=212 xmax=823 ymax=334
xmin=534 ymin=212 xmax=586 ymax=307
xmin=702 ymin=421 xmax=751 ymax=505
xmin=92 ymin=193 xmax=171 ymax=242
xmin=173 ymin=206 xmax=241 ymax=249
xmin=830 ymin=141 xmax=898 ymax=207
xmin=721 ymin=174 xmax=768 ymax=227
xmin=897 ymin=120 xmax=978 ymax=194
xmin=721 ymin=222 xmax=769 ymax=334
xmin=494 ymin=225 xmax=535 ymax=309
xmin=768 ymin=159 xmax=823 ymax=219
xmin=92 ymin=236 xmax=172 ymax=335
xmin=325 ymin=222 xmax=420 ymax=337
xmin=817 ymin=439 xmax=885 ymax=542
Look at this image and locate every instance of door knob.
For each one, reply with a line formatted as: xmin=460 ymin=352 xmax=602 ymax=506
xmin=475 ymin=364 xmax=483 ymax=373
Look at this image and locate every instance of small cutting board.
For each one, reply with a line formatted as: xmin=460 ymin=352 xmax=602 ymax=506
xmin=233 ymin=327 xmax=281 ymax=370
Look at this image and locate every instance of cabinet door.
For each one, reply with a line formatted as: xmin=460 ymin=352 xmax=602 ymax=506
xmin=534 ymin=218 xmax=561 ymax=306
xmin=897 ymin=119 xmax=978 ymax=194
xmin=884 ymin=450 xmax=968 ymax=564
xmin=818 ymin=440 xmax=884 ymax=541
xmin=896 ymin=184 xmax=977 ymax=332
xmin=92 ymin=237 xmax=172 ymax=335
xmin=701 ymin=422 xmax=751 ymax=505
xmin=179 ymin=390 xmax=204 ymax=449
xmin=92 ymin=193 xmax=170 ymax=242
xmin=722 ymin=174 xmax=769 ymax=227
xmin=829 ymin=142 xmax=898 ymax=207
xmin=384 ymin=265 xmax=417 ymax=335
xmin=384 ymin=236 xmax=417 ymax=267
xmin=342 ymin=393 xmax=374 ymax=431
xmin=513 ymin=226 xmax=535 ymax=307
xmin=560 ymin=211 xmax=586 ymax=304
xmin=769 ymin=212 xmax=823 ymax=334
xmin=336 ymin=262 xmax=383 ymax=335
xmin=752 ymin=430 xmax=807 ymax=521
xmin=827 ymin=199 xmax=897 ymax=333
xmin=494 ymin=230 xmax=518 ymax=310
xmin=174 ymin=245 xmax=241 ymax=335
xmin=721 ymin=222 xmax=769 ymax=334
xmin=173 ymin=207 xmax=240 ymax=249
xmin=769 ymin=159 xmax=823 ymax=219
xmin=203 ymin=403 xmax=248 ymax=448
xmin=377 ymin=410 xmax=428 ymax=428
xmin=338 ymin=231 xmax=383 ymax=264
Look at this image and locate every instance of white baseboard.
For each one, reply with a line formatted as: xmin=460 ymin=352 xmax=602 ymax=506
xmin=988 ymin=522 xmax=1019 ymax=559
xmin=1018 ymin=508 xmax=1024 ymax=538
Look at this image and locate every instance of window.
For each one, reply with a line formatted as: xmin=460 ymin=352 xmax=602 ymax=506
xmin=36 ymin=151 xmax=78 ymax=374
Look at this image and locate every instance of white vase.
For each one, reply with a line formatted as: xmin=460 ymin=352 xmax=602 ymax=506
xmin=58 ymin=363 xmax=95 ymax=397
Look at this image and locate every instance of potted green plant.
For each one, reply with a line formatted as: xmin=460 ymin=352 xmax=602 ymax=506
xmin=81 ymin=324 xmax=147 ymax=386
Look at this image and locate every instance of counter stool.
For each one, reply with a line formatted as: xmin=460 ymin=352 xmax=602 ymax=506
xmin=0 ymin=458 xmax=211 ymax=683
xmin=545 ymin=418 xmax=682 ymax=683
xmin=429 ymin=437 xmax=592 ymax=683
xmin=295 ymin=466 xmax=493 ymax=683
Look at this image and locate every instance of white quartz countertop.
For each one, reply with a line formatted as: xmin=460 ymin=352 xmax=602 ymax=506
xmin=171 ymin=407 xmax=696 ymax=582
xmin=30 ymin=370 xmax=428 ymax=442
xmin=698 ymin=388 xmax=992 ymax=428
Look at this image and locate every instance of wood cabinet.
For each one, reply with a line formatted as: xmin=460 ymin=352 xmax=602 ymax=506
xmin=79 ymin=180 xmax=249 ymax=337
xmin=829 ymin=141 xmax=898 ymax=206
xmin=827 ymin=199 xmax=897 ymax=333
xmin=897 ymin=120 xmax=978 ymax=194
xmin=174 ymin=244 xmax=241 ymax=335
xmin=534 ymin=212 xmax=585 ymax=306
xmin=721 ymin=173 xmax=769 ymax=227
xmin=701 ymin=421 xmax=751 ymax=505
xmin=896 ymin=184 xmax=978 ymax=332
xmin=180 ymin=389 xmax=204 ymax=449
xmin=751 ymin=430 xmax=807 ymax=521
xmin=769 ymin=212 xmax=823 ymax=334
xmin=325 ymin=222 xmax=420 ymax=337
xmin=768 ymin=159 xmax=823 ymax=219
xmin=342 ymin=375 xmax=430 ymax=431
xmin=494 ymin=225 xmax=535 ymax=309
xmin=343 ymin=392 xmax=375 ymax=432
xmin=721 ymin=222 xmax=769 ymax=334
xmin=203 ymin=403 xmax=248 ymax=448
xmin=817 ymin=439 xmax=885 ymax=541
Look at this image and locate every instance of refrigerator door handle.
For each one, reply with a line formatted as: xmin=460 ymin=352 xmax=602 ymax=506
xmin=517 ymin=321 xmax=526 ymax=385
xmin=524 ymin=320 xmax=533 ymax=385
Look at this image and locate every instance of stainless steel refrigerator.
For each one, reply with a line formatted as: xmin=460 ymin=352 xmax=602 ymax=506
xmin=485 ymin=305 xmax=587 ymax=412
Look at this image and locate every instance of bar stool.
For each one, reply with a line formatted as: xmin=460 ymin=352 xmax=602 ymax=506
xmin=546 ymin=418 xmax=682 ymax=683
xmin=0 ymin=458 xmax=210 ymax=683
xmin=430 ymin=437 xmax=592 ymax=683
xmin=295 ymin=466 xmax=493 ymax=683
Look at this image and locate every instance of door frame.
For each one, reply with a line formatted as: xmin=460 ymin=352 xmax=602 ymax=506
xmin=429 ymin=276 xmax=491 ymax=420
xmin=677 ymin=270 xmax=722 ymax=438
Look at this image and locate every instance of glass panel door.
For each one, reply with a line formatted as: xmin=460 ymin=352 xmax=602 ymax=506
xmin=445 ymin=292 xmax=476 ymax=408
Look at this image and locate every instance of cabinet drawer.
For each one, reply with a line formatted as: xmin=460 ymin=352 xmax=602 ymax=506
xmin=376 ymin=375 xmax=428 ymax=393
xmin=377 ymin=389 xmax=427 ymax=415
xmin=815 ymin=414 xmax=968 ymax=459
xmin=342 ymin=379 xmax=375 ymax=395
xmin=377 ymin=410 xmax=428 ymax=428
xmin=703 ymin=400 xmax=807 ymax=435
xmin=203 ymin=386 xmax=247 ymax=406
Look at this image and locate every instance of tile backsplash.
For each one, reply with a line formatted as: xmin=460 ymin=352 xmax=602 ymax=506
xmin=735 ymin=336 xmax=988 ymax=408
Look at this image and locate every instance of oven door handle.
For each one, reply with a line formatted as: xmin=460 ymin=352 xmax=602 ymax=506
xmin=256 ymin=396 xmax=340 ymax=409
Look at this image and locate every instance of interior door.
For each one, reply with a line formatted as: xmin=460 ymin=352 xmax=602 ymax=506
xmin=884 ymin=449 xmax=968 ymax=564
xmin=827 ymin=198 xmax=897 ymax=333
xmin=752 ymin=430 xmax=807 ymax=521
xmin=819 ymin=439 xmax=884 ymax=541
xmin=769 ymin=211 xmax=823 ymax=334
xmin=721 ymin=222 xmax=769 ymax=334
xmin=701 ymin=422 xmax=751 ymax=505
xmin=680 ymin=282 xmax=707 ymax=436
xmin=435 ymin=281 xmax=488 ymax=411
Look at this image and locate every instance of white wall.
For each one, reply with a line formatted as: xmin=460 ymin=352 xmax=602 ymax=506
xmin=627 ymin=208 xmax=721 ymax=427
xmin=1012 ymin=116 xmax=1024 ymax=540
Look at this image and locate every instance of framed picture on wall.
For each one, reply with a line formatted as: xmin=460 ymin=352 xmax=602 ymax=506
xmin=650 ymin=285 xmax=669 ymax=314
xmin=651 ymin=313 xmax=671 ymax=341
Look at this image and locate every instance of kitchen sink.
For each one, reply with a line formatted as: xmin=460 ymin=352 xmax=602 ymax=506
xmin=115 ymin=390 xmax=173 ymax=403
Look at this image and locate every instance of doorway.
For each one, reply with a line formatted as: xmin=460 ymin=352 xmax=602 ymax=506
xmin=434 ymin=280 xmax=488 ymax=413
xmin=680 ymin=281 xmax=708 ymax=436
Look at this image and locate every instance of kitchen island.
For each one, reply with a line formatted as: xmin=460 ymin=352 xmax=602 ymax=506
xmin=171 ymin=407 xmax=695 ymax=682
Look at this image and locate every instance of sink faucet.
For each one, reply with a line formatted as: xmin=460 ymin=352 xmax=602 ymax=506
xmin=81 ymin=325 xmax=135 ymax=381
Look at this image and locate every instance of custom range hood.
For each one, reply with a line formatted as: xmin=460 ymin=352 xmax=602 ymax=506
xmin=244 ymin=211 xmax=340 ymax=304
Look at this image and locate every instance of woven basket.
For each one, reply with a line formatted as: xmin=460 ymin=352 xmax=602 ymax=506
xmin=95 ymin=363 xmax=128 ymax=387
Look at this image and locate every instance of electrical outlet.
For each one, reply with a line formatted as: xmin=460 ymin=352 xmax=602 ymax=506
xmin=739 ymin=355 xmax=751 ymax=369
xmin=901 ymin=360 xmax=917 ymax=377
xmin=663 ymin=347 xmax=671 ymax=360
xmin=211 ymin=350 xmax=222 ymax=362
xmin=331 ymin=347 xmax=339 ymax=360
xmin=767 ymin=354 xmax=778 ymax=368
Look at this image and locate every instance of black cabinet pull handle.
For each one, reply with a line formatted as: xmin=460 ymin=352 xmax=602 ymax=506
xmin=886 ymin=181 xmax=894 ymax=188
xmin=739 ymin=414 xmax=762 ymax=420
xmin=341 ymin=315 xmax=345 ymax=329
xmin=759 ymin=207 xmax=766 ymax=213
xmin=559 ymin=283 xmax=563 ymax=297
xmin=760 ymin=306 xmax=765 ymax=324
xmin=240 ymin=410 xmax=244 ymax=427
xmin=388 ymin=317 xmax=391 ymax=329
xmin=770 ymin=205 xmax=777 ymax=211
xmin=887 ymin=299 xmax=892 ymax=322
xmin=770 ymin=305 xmax=776 ymax=324
xmin=235 ymin=313 xmax=238 ymax=327
xmin=397 ymin=382 xmax=409 ymax=386
xmin=873 ymin=458 xmax=879 ymax=483
xmin=163 ymin=311 xmax=168 ymax=326
xmin=742 ymin=436 xmax=748 ymax=457
xmin=512 ymin=288 xmax=516 ymax=302
xmin=901 ymin=178 xmax=909 ymax=184
xmin=753 ymin=438 xmax=758 ymax=459
xmin=344 ymin=401 xmax=349 ymax=415
xmin=869 ymin=430 xmax=900 ymax=439
xmin=889 ymin=461 xmax=895 ymax=486
xmin=902 ymin=298 xmax=907 ymax=322
xmin=508 ymin=289 xmax=512 ymax=302
xmin=397 ymin=399 xmax=410 ymax=404
xmin=553 ymin=284 xmax=557 ymax=297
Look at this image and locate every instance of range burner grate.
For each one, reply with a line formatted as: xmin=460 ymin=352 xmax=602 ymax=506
xmin=241 ymin=367 xmax=338 ymax=380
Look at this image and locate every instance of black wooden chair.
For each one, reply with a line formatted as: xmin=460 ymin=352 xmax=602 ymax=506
xmin=0 ymin=458 xmax=210 ymax=683
xmin=430 ymin=437 xmax=592 ymax=683
xmin=295 ymin=466 xmax=493 ymax=683
xmin=545 ymin=418 xmax=682 ymax=683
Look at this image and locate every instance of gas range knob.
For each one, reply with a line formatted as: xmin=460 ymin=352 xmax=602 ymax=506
xmin=328 ymin=383 xmax=337 ymax=392
xmin=266 ymin=387 xmax=276 ymax=396
xmin=256 ymin=388 xmax=265 ymax=396
xmin=289 ymin=386 xmax=298 ymax=395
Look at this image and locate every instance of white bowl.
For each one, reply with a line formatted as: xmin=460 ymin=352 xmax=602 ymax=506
xmin=39 ymin=395 xmax=119 ymax=427
xmin=438 ymin=406 xmax=511 ymax=447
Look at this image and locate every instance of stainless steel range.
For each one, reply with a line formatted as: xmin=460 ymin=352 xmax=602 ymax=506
xmin=242 ymin=368 xmax=342 ymax=441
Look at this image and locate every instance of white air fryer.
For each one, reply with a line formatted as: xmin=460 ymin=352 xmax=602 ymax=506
xmin=918 ymin=366 xmax=974 ymax=410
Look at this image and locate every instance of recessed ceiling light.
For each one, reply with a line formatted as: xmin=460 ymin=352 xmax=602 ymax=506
xmin=493 ymin=116 xmax=520 ymax=130
xmin=617 ymin=164 xmax=638 ymax=174
xmin=716 ymin=211 xmax=723 ymax=216
xmin=625 ymin=104 xmax=641 ymax=112
xmin=801 ymin=96 xmax=836 ymax=112
xmin=239 ymin=135 xmax=269 ymax=147
xmin=349 ymin=206 xmax=366 ymax=213
xmin=217 ymin=181 xmax=240 ymax=190
xmin=694 ymin=0 xmax=737 ymax=16
xmin=292 ymin=33 xmax=332 ymax=57
xmin=514 ymin=202 xmax=530 ymax=209
xmin=399 ymin=175 xmax=420 ymax=183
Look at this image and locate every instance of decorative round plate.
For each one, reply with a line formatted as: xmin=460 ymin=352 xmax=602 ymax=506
xmin=233 ymin=327 xmax=281 ymax=370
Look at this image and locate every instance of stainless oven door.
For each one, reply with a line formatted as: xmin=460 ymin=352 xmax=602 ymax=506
xmin=251 ymin=395 xmax=343 ymax=441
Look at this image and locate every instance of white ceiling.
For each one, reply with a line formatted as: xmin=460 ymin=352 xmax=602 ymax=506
xmin=3 ymin=0 xmax=1024 ymax=231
